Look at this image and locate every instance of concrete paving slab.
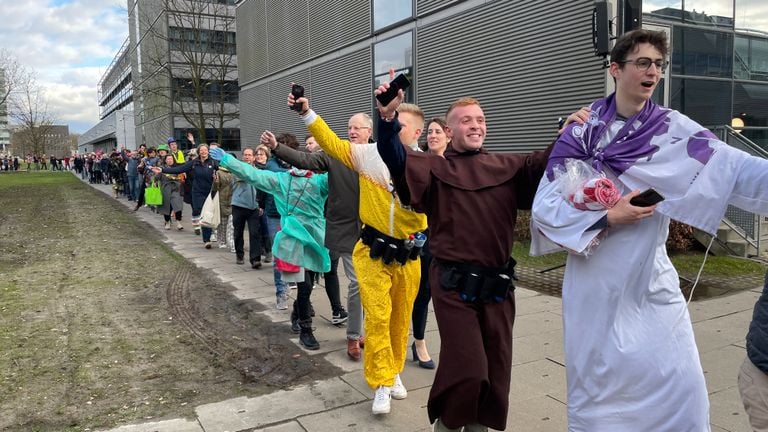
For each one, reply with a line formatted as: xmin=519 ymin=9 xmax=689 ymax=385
xmin=253 ymin=421 xmax=306 ymax=432
xmin=323 ymin=348 xmax=365 ymax=373
xmin=513 ymin=311 xmax=562 ymax=338
xmin=506 ymin=395 xmax=567 ymax=432
xmin=195 ymin=377 xmax=366 ymax=432
xmin=701 ymin=344 xmax=746 ymax=393
xmin=512 ymin=329 xmax=564 ymax=366
xmin=509 ymin=358 xmax=567 ymax=404
xmin=297 ymin=387 xmax=433 ymax=432
xmin=694 ymin=310 xmax=753 ymax=353
xmin=98 ymin=418 xmax=203 ymax=432
xmin=690 ymin=291 xmax=760 ymax=323
xmin=709 ymin=386 xmax=752 ymax=432
xmin=514 ymin=286 xmax=542 ymax=299
xmin=515 ymin=294 xmax=562 ymax=316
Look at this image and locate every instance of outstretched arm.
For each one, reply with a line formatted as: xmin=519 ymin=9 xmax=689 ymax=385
xmin=288 ymin=90 xmax=355 ymax=170
xmin=209 ymin=148 xmax=280 ymax=194
xmin=262 ymin=130 xmax=331 ymax=172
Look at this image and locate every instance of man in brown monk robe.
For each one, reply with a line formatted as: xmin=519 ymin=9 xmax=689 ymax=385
xmin=375 ymin=82 xmax=586 ymax=431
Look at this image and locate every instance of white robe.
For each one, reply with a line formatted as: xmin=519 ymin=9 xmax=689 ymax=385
xmin=532 ymin=118 xmax=768 ymax=431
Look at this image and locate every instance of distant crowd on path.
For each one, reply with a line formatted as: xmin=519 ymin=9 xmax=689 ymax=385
xmin=0 ymin=154 xmax=75 ymax=172
xmin=88 ymin=28 xmax=768 ymax=432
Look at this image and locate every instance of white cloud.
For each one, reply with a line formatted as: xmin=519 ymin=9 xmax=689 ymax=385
xmin=0 ymin=0 xmax=128 ymax=133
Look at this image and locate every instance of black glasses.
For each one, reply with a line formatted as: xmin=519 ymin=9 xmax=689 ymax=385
xmin=618 ymin=57 xmax=668 ymax=73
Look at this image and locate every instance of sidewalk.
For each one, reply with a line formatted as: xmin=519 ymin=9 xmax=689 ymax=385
xmin=81 ymin=175 xmax=757 ymax=432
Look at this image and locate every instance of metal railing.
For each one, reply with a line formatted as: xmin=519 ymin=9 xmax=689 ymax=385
xmin=708 ymin=125 xmax=768 ymax=256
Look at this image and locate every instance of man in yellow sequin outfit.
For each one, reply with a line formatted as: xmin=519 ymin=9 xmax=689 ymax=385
xmin=286 ymin=91 xmax=427 ymax=416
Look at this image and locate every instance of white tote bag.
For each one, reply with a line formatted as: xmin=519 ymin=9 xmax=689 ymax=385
xmin=200 ymin=191 xmax=221 ymax=228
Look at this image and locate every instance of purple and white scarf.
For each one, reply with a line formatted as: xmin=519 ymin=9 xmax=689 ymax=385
xmin=542 ymin=92 xmax=763 ymax=235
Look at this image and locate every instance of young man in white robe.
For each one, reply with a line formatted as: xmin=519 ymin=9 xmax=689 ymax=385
xmin=532 ymin=29 xmax=768 ymax=432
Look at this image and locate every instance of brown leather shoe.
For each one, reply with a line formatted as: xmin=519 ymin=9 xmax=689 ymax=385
xmin=359 ymin=335 xmax=365 ymax=349
xmin=347 ymin=339 xmax=361 ymax=361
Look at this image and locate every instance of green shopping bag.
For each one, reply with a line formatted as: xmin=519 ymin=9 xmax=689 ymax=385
xmin=145 ymin=181 xmax=163 ymax=206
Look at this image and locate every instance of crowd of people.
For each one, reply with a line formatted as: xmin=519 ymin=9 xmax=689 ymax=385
xmin=78 ymin=29 xmax=768 ymax=432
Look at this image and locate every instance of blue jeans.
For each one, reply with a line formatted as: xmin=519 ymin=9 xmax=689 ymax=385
xmin=126 ymin=175 xmax=138 ymax=200
xmin=130 ymin=175 xmax=142 ymax=201
xmin=266 ymin=216 xmax=286 ymax=296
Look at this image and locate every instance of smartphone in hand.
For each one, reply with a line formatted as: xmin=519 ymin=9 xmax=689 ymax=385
xmin=376 ymin=74 xmax=411 ymax=106
xmin=630 ymin=188 xmax=665 ymax=207
xmin=290 ymin=84 xmax=305 ymax=112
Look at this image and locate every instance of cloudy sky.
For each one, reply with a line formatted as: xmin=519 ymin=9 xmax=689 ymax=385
xmin=0 ymin=0 xmax=128 ymax=134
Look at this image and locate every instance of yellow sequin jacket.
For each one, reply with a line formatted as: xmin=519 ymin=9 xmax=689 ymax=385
xmin=303 ymin=111 xmax=426 ymax=239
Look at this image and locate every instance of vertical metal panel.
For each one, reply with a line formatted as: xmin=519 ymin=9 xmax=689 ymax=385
xmin=417 ymin=0 xmax=606 ymax=152
xmin=239 ymin=84 xmax=270 ymax=148
xmin=417 ymin=0 xmax=461 ymax=16
xmin=266 ymin=0 xmax=310 ymax=72
xmin=268 ymin=70 xmax=312 ymax=139
xmin=236 ymin=0 xmax=268 ymax=84
xmin=308 ymin=0 xmax=370 ymax=56
xmin=309 ymin=48 xmax=373 ymax=137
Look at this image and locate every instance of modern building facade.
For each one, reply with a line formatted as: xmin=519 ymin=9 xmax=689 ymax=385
xmin=235 ymin=0 xmax=768 ymax=152
xmin=643 ymin=1 xmax=768 ymax=149
xmin=78 ymin=110 xmax=136 ymax=154
xmin=128 ymin=0 xmax=240 ymax=151
xmin=80 ymin=37 xmax=136 ymax=153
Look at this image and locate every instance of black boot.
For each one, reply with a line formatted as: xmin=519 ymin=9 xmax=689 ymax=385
xmin=290 ymin=301 xmax=300 ymax=333
xmin=299 ymin=319 xmax=319 ymax=350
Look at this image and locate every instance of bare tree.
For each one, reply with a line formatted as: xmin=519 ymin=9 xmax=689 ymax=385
xmin=139 ymin=0 xmax=238 ymax=148
xmin=9 ymin=73 xmax=57 ymax=157
xmin=0 ymin=48 xmax=29 ymax=109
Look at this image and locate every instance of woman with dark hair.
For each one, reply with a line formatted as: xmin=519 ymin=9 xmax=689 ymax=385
xmin=409 ymin=117 xmax=451 ymax=371
xmin=156 ymin=154 xmax=185 ymax=230
xmin=152 ymin=144 xmax=218 ymax=248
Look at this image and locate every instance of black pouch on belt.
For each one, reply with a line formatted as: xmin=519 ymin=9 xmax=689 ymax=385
xmin=479 ymin=274 xmax=512 ymax=303
xmin=440 ymin=265 xmax=462 ymax=291
xmin=369 ymin=238 xmax=387 ymax=259
xmin=460 ymin=272 xmax=483 ymax=302
xmin=382 ymin=243 xmax=399 ymax=265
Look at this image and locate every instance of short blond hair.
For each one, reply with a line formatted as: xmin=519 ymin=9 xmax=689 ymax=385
xmin=256 ymin=145 xmax=271 ymax=158
xmin=398 ymin=103 xmax=424 ymax=119
xmin=445 ymin=97 xmax=482 ymax=120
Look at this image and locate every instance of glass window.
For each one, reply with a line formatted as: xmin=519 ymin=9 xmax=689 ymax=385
xmin=683 ymin=0 xmax=733 ymax=28
xmin=644 ymin=0 xmax=683 ymax=22
xmin=735 ymin=36 xmax=768 ymax=81
xmin=672 ymin=27 xmax=732 ymax=77
xmin=373 ymin=32 xmax=413 ymax=103
xmin=671 ymin=78 xmax=732 ymax=126
xmin=373 ymin=0 xmax=412 ymax=31
xmin=734 ymin=82 xmax=768 ymax=127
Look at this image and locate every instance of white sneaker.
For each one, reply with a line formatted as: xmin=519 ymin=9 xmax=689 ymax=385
xmin=210 ymin=234 xmax=217 ymax=242
xmin=391 ymin=374 xmax=407 ymax=400
xmin=372 ymin=385 xmax=391 ymax=415
xmin=176 ymin=221 xmax=183 ymax=230
xmin=164 ymin=221 xmax=171 ymax=230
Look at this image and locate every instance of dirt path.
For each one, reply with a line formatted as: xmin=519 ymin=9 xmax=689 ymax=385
xmin=0 ymin=172 xmax=340 ymax=431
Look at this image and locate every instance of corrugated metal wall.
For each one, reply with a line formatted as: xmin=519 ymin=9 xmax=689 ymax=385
xmin=308 ymin=48 xmax=373 ymax=137
xmin=417 ymin=0 xmax=461 ymax=15
xmin=266 ymin=0 xmax=311 ymax=72
xmin=237 ymin=0 xmax=607 ymax=152
xmin=239 ymin=49 xmax=372 ymax=148
xmin=236 ymin=0 xmax=268 ymax=84
xmin=239 ymin=84 xmax=269 ymax=148
xmin=416 ymin=0 xmax=606 ymax=152
xmin=308 ymin=0 xmax=370 ymax=57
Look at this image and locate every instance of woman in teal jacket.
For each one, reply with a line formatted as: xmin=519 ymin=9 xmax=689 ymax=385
xmin=209 ymin=145 xmax=330 ymax=350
